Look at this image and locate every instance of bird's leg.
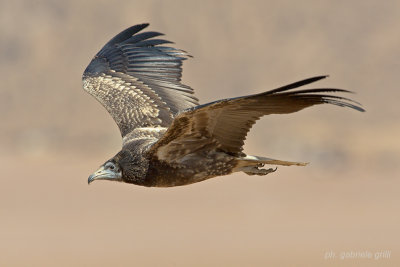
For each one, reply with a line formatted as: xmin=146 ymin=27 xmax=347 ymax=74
xmin=241 ymin=166 xmax=277 ymax=176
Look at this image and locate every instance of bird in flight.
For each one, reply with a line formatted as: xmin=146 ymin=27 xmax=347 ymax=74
xmin=83 ymin=23 xmax=364 ymax=187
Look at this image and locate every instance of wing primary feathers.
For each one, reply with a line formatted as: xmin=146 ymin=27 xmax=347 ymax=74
xmin=284 ymin=88 xmax=352 ymax=94
xmin=134 ymin=39 xmax=174 ymax=47
xmin=293 ymin=94 xmax=365 ymax=112
xmin=120 ymin=31 xmax=165 ymax=45
xmin=101 ymin=23 xmax=149 ymax=50
xmin=302 ymin=93 xmax=363 ymax=106
xmin=295 ymin=91 xmax=362 ymax=106
xmin=157 ymin=47 xmax=193 ymax=58
xmin=247 ymin=77 xmax=365 ymax=111
xmin=278 ymin=88 xmax=365 ymax=110
xmin=266 ymin=75 xmax=328 ymax=94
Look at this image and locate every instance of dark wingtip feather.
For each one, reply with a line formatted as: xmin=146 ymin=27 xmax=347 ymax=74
xmin=102 ymin=23 xmax=150 ymax=49
xmin=324 ymin=98 xmax=365 ymax=112
xmin=120 ymin=31 xmax=165 ymax=45
xmin=288 ymin=88 xmax=354 ymax=96
xmin=308 ymin=94 xmax=365 ymax=112
xmin=281 ymin=86 xmax=364 ymax=112
xmin=263 ymin=76 xmax=365 ymax=112
xmin=267 ymin=75 xmax=329 ymax=94
xmin=179 ymin=49 xmax=193 ymax=58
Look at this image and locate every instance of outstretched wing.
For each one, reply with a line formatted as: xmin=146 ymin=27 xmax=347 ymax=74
xmin=82 ymin=23 xmax=198 ymax=138
xmin=149 ymin=76 xmax=364 ymax=162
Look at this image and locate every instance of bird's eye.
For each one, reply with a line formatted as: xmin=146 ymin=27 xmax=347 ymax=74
xmin=105 ymin=162 xmax=116 ymax=170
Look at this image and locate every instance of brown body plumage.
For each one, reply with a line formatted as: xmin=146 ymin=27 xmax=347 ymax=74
xmin=84 ymin=23 xmax=364 ymax=187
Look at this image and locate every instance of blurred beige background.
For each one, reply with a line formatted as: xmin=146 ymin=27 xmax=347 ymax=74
xmin=1 ymin=0 xmax=399 ymax=266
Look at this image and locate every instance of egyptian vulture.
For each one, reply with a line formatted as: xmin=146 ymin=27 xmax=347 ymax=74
xmin=83 ymin=23 xmax=364 ymax=187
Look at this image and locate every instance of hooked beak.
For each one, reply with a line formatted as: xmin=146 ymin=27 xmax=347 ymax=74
xmin=88 ymin=166 xmax=122 ymax=184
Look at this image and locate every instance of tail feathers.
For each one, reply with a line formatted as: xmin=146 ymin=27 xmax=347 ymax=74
xmin=237 ymin=155 xmax=308 ymax=167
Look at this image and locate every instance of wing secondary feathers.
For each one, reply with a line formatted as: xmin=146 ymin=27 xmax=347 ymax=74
xmin=149 ymin=76 xmax=364 ymax=161
xmin=82 ymin=24 xmax=198 ymax=138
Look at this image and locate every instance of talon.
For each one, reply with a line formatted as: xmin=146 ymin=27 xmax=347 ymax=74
xmin=265 ymin=167 xmax=277 ymax=174
xmin=240 ymin=166 xmax=278 ymax=176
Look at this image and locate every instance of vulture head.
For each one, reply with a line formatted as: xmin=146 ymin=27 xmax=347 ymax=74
xmin=88 ymin=149 xmax=149 ymax=184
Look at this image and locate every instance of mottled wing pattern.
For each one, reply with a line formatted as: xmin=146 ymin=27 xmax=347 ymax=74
xmin=82 ymin=24 xmax=198 ymax=138
xmin=150 ymin=76 xmax=364 ymax=161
